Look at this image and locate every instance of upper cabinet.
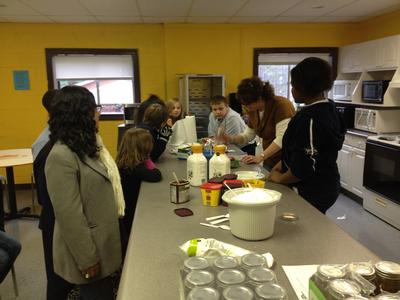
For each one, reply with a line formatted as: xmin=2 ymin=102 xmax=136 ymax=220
xmin=339 ymin=35 xmax=400 ymax=73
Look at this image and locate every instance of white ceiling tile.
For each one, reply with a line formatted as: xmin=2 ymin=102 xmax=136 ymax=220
xmin=19 ymin=0 xmax=89 ymax=16
xmin=282 ymin=0 xmax=357 ymax=16
xmin=0 ymin=0 xmax=40 ymax=15
xmin=49 ymin=15 xmax=98 ymax=23
xmin=312 ymin=15 xmax=361 ymax=22
xmin=79 ymin=0 xmax=140 ymax=16
xmin=142 ymin=17 xmax=186 ymax=23
xmin=236 ymin=0 xmax=302 ymax=17
xmin=138 ymin=0 xmax=191 ymax=17
xmin=189 ymin=0 xmax=247 ymax=17
xmin=2 ymin=15 xmax=53 ymax=22
xmin=269 ymin=15 xmax=315 ymax=22
xmin=228 ymin=16 xmax=271 ymax=23
xmin=186 ymin=16 xmax=230 ymax=23
xmin=329 ymin=0 xmax=400 ymax=17
xmin=97 ymin=16 xmax=142 ymax=23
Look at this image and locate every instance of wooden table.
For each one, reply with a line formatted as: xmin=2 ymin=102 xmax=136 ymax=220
xmin=0 ymin=148 xmax=36 ymax=220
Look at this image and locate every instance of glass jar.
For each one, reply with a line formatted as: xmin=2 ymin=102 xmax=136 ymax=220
xmin=184 ymin=257 xmax=210 ymax=274
xmin=247 ymin=267 xmax=277 ymax=287
xmin=375 ymin=261 xmax=400 ymax=293
xmin=187 ymin=287 xmax=220 ymax=300
xmin=241 ymin=253 xmax=267 ymax=270
xmin=312 ymin=264 xmax=347 ymax=294
xmin=327 ymin=279 xmax=362 ymax=300
xmin=216 ymin=269 xmax=246 ymax=289
xmin=213 ymin=256 xmax=239 ymax=271
xmin=347 ymin=262 xmax=376 ymax=282
xmin=184 ymin=270 xmax=215 ymax=291
xmin=223 ymin=286 xmax=254 ymax=300
xmin=255 ymin=283 xmax=288 ymax=300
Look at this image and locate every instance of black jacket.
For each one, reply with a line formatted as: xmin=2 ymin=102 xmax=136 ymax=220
xmin=281 ymin=100 xmax=346 ymax=213
xmin=137 ymin=123 xmax=172 ymax=161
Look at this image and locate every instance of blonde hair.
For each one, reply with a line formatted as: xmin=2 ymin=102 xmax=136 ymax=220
xmin=166 ymin=98 xmax=183 ymax=122
xmin=116 ymin=128 xmax=153 ymax=170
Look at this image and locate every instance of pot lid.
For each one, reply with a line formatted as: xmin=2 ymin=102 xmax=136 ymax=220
xmin=222 ymin=188 xmax=281 ymax=207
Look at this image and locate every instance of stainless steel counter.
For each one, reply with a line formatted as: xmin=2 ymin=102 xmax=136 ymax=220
xmin=117 ymin=153 xmax=380 ymax=300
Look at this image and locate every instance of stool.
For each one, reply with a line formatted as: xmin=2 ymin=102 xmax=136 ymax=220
xmin=0 ymin=173 xmax=36 ymax=213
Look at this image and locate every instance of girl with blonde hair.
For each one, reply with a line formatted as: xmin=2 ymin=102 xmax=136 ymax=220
xmin=166 ymin=98 xmax=184 ymax=125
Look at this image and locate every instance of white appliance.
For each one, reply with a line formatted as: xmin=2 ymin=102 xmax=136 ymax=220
xmin=332 ymin=80 xmax=357 ymax=102
xmin=354 ymin=108 xmax=400 ymax=133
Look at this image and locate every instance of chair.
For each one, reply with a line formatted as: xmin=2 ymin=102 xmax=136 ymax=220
xmin=0 ymin=230 xmax=21 ymax=298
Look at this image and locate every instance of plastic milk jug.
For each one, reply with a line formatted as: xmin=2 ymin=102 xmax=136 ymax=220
xmin=209 ymin=145 xmax=231 ymax=179
xmin=187 ymin=143 xmax=207 ymax=186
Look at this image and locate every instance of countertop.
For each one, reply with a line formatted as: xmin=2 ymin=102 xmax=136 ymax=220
xmin=117 ymin=153 xmax=380 ymax=300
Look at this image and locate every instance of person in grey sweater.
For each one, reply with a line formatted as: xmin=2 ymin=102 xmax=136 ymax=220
xmin=208 ymin=95 xmax=256 ymax=155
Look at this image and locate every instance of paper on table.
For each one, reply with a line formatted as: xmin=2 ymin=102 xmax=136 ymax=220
xmin=282 ymin=265 xmax=319 ymax=300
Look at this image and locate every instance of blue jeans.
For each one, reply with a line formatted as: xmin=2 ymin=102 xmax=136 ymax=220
xmin=0 ymin=230 xmax=21 ymax=282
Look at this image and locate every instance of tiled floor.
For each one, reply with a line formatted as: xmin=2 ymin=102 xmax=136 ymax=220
xmin=0 ymin=189 xmax=399 ymax=299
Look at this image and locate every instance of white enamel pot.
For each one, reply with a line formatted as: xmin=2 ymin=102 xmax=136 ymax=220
xmin=222 ymin=188 xmax=281 ymax=241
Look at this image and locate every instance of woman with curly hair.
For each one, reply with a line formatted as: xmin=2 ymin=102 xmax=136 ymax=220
xmin=221 ymin=77 xmax=295 ymax=169
xmin=45 ymin=86 xmax=124 ymax=299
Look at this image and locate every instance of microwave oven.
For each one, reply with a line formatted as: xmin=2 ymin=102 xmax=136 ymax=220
xmin=332 ymin=80 xmax=357 ymax=102
xmin=361 ymin=80 xmax=390 ymax=104
xmin=354 ymin=108 xmax=400 ymax=133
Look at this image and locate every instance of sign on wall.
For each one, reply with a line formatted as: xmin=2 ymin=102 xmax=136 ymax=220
xmin=13 ymin=70 xmax=30 ymax=90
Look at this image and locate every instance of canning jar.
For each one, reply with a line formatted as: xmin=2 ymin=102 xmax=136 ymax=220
xmin=223 ymin=286 xmax=254 ymax=300
xmin=247 ymin=267 xmax=276 ymax=287
xmin=184 ymin=270 xmax=215 ymax=292
xmin=255 ymin=283 xmax=288 ymax=300
xmin=216 ymin=269 xmax=246 ymax=289
xmin=213 ymin=256 xmax=239 ymax=271
xmin=187 ymin=287 xmax=220 ymax=300
xmin=375 ymin=261 xmax=400 ymax=293
xmin=311 ymin=264 xmax=347 ymax=294
xmin=184 ymin=257 xmax=210 ymax=274
xmin=241 ymin=253 xmax=266 ymax=270
xmin=327 ymin=279 xmax=362 ymax=300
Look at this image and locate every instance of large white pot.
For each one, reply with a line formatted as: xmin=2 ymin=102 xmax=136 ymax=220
xmin=222 ymin=188 xmax=281 ymax=241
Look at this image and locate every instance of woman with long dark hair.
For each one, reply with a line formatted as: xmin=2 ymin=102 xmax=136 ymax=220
xmin=45 ymin=86 xmax=124 ymax=299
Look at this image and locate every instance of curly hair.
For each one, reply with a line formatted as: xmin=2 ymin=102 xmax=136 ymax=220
xmin=236 ymin=76 xmax=275 ymax=105
xmin=291 ymin=57 xmax=334 ymax=98
xmin=48 ymin=86 xmax=98 ymax=159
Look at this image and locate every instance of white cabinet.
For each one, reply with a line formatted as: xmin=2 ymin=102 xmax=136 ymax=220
xmin=337 ymin=134 xmax=367 ymax=198
xmin=339 ymin=45 xmax=363 ymax=73
xmin=380 ymin=35 xmax=399 ymax=70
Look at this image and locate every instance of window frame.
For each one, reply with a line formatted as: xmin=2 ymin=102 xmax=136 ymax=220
xmin=45 ymin=48 xmax=141 ymax=121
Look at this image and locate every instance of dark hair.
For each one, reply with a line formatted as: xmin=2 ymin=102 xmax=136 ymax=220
xmin=42 ymin=89 xmax=59 ymax=114
xmin=210 ymin=95 xmax=228 ymax=106
xmin=236 ymin=77 xmax=275 ymax=105
xmin=48 ymin=86 xmax=98 ymax=159
xmin=291 ymin=57 xmax=334 ymax=98
xmin=143 ymin=103 xmax=169 ymax=129
xmin=136 ymin=94 xmax=165 ymax=125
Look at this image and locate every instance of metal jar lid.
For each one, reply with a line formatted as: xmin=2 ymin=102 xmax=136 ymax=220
xmin=185 ymin=270 xmax=215 ymax=288
xmin=217 ymin=269 xmax=246 ymax=285
xmin=255 ymin=283 xmax=288 ymax=299
xmin=213 ymin=256 xmax=238 ymax=270
xmin=247 ymin=267 xmax=276 ymax=284
xmin=187 ymin=287 xmax=220 ymax=300
xmin=375 ymin=261 xmax=400 ymax=279
xmin=184 ymin=257 xmax=209 ymax=272
xmin=317 ymin=264 xmax=346 ymax=280
xmin=241 ymin=253 xmax=266 ymax=269
xmin=347 ymin=262 xmax=375 ymax=277
xmin=223 ymin=286 xmax=254 ymax=300
xmin=328 ymin=279 xmax=362 ymax=298
xmin=344 ymin=297 xmax=369 ymax=300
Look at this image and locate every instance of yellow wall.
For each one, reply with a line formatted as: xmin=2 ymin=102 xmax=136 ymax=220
xmin=359 ymin=10 xmax=400 ymax=41
xmin=0 ymin=12 xmax=398 ymax=183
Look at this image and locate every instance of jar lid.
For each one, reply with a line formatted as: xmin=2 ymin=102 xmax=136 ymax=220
xmin=328 ymin=279 xmax=361 ymax=297
xmin=184 ymin=257 xmax=209 ymax=271
xmin=247 ymin=267 xmax=276 ymax=283
xmin=344 ymin=297 xmax=369 ymax=300
xmin=347 ymin=262 xmax=375 ymax=277
xmin=241 ymin=253 xmax=266 ymax=268
xmin=214 ymin=144 xmax=226 ymax=154
xmin=375 ymin=261 xmax=400 ymax=277
xmin=217 ymin=269 xmax=246 ymax=285
xmin=222 ymin=188 xmax=281 ymax=207
xmin=223 ymin=286 xmax=254 ymax=300
xmin=191 ymin=143 xmax=203 ymax=153
xmin=213 ymin=256 xmax=238 ymax=269
xmin=185 ymin=270 xmax=215 ymax=287
xmin=374 ymin=295 xmax=400 ymax=300
xmin=317 ymin=264 xmax=346 ymax=279
xmin=255 ymin=283 xmax=287 ymax=299
xmin=187 ymin=287 xmax=220 ymax=300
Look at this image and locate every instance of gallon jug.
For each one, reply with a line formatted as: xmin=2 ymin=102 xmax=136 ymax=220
xmin=187 ymin=143 xmax=207 ymax=186
xmin=209 ymin=144 xmax=231 ymax=179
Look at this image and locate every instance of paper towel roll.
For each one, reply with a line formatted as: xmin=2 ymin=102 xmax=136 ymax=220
xmin=169 ymin=119 xmax=186 ymax=147
xmin=183 ymin=116 xmax=197 ymax=143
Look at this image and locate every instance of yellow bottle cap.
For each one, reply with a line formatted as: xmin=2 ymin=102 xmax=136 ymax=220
xmin=214 ymin=144 xmax=226 ymax=154
xmin=191 ymin=143 xmax=203 ymax=153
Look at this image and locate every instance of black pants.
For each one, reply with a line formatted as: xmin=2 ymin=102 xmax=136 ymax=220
xmin=79 ymin=276 xmax=115 ymax=300
xmin=41 ymin=228 xmax=73 ymax=300
xmin=0 ymin=230 xmax=21 ymax=282
xmin=241 ymin=142 xmax=257 ymax=155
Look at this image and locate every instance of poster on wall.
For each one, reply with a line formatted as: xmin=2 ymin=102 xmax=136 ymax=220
xmin=13 ymin=70 xmax=30 ymax=90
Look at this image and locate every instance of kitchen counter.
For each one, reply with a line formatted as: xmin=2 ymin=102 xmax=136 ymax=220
xmin=117 ymin=153 xmax=380 ymax=300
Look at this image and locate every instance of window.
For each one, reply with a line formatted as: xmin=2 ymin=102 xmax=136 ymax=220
xmin=46 ymin=49 xmax=140 ymax=119
xmin=254 ymin=48 xmax=338 ymax=105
